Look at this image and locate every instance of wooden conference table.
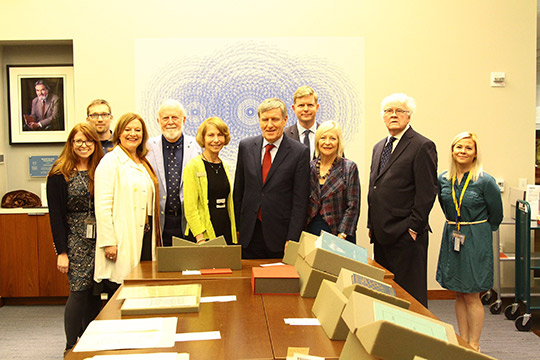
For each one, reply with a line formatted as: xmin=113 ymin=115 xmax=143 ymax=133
xmin=65 ymin=260 xmax=464 ymax=360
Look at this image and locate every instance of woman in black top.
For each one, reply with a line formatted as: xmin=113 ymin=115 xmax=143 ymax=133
xmin=47 ymin=123 xmax=104 ymax=351
xmin=183 ymin=117 xmax=237 ymax=245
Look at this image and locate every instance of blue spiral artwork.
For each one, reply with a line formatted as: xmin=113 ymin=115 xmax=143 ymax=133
xmin=136 ymin=38 xmax=364 ymax=168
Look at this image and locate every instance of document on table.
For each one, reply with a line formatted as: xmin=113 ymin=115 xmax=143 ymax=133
xmin=174 ymin=331 xmax=221 ymax=342
xmin=260 ymin=262 xmax=285 ymax=267
xmin=73 ymin=317 xmax=177 ymax=352
xmin=200 ymin=295 xmax=237 ymax=303
xmin=85 ymin=353 xmax=189 ymax=360
xmin=284 ymin=318 xmax=321 ymax=326
xmin=117 ymin=284 xmax=201 ymax=299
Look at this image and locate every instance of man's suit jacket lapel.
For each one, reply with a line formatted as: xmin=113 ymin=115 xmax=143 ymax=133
xmin=250 ymin=137 xmax=264 ymax=187
xmin=151 ymin=138 xmax=167 ymax=188
xmin=376 ymin=127 xmax=413 ymax=180
xmin=287 ymin=125 xmax=300 ymax=141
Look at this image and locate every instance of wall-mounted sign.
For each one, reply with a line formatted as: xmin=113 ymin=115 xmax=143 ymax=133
xmin=29 ymin=155 xmax=58 ymax=177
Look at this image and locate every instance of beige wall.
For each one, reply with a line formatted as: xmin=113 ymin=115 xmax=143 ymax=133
xmin=0 ymin=0 xmax=536 ymax=290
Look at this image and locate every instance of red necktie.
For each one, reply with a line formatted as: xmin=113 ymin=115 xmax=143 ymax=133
xmin=41 ymin=100 xmax=46 ymax=117
xmin=259 ymin=144 xmax=274 ymax=221
xmin=262 ymin=144 xmax=274 ymax=183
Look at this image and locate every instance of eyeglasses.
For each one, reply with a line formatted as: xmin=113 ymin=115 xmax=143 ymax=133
xmin=88 ymin=113 xmax=112 ymax=120
xmin=73 ymin=140 xmax=95 ymax=147
xmin=383 ymin=108 xmax=409 ymax=116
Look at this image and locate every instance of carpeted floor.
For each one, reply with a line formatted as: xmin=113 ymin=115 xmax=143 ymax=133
xmin=1 ymin=302 xmax=539 ymax=359
xmin=429 ymin=299 xmax=540 ymax=360
xmin=0 ymin=305 xmax=65 ymax=359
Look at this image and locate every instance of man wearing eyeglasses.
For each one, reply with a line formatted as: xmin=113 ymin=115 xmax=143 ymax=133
xmin=86 ymin=99 xmax=114 ymax=153
xmin=146 ymin=99 xmax=202 ymax=246
xmin=367 ymin=93 xmax=438 ymax=307
xmin=284 ymin=85 xmax=320 ymax=159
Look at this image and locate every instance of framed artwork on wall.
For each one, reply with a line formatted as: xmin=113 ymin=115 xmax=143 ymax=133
xmin=7 ymin=64 xmax=75 ymax=144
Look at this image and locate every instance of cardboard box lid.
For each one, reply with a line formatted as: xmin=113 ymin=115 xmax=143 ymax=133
xmin=297 ymin=231 xmax=384 ymax=280
xmin=252 ymin=265 xmax=300 ymax=295
xmin=353 ymin=321 xmax=495 ymax=360
xmin=172 ymin=235 xmax=227 ymax=246
xmin=312 ymin=279 xmax=349 ymax=340
xmin=252 ymin=264 xmax=300 ymax=279
xmin=282 ymin=240 xmax=300 ymax=265
xmin=342 ymin=292 xmax=458 ymax=348
xmin=336 ymin=268 xmax=410 ymax=309
xmin=157 ymin=245 xmax=242 ymax=271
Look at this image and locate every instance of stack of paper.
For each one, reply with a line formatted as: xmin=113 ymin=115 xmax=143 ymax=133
xmin=73 ymin=317 xmax=177 ymax=352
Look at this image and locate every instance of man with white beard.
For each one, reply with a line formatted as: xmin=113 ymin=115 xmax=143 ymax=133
xmin=146 ymin=99 xmax=201 ymax=246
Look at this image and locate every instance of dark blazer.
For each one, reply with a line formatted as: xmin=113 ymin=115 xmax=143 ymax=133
xmin=234 ymin=134 xmax=310 ymax=252
xmin=307 ymin=157 xmax=360 ymax=236
xmin=367 ymin=126 xmax=438 ymax=246
xmin=46 ymin=173 xmax=69 ymax=255
xmin=284 ymin=122 xmax=319 ymax=142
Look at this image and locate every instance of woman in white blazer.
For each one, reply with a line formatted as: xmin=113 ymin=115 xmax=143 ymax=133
xmin=94 ymin=113 xmax=161 ymax=298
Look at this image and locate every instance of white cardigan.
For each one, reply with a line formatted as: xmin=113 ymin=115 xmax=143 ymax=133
xmin=94 ymin=146 xmax=156 ymax=284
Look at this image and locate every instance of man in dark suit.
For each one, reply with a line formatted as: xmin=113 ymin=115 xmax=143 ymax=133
xmin=367 ymin=93 xmax=438 ymax=307
xmin=284 ymin=85 xmax=319 ymax=159
xmin=234 ymin=98 xmax=310 ymax=259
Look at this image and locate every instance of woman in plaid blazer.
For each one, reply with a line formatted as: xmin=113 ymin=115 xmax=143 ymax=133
xmin=306 ymin=121 xmax=360 ymax=243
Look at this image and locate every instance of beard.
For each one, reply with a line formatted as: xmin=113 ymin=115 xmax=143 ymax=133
xmin=162 ymin=128 xmax=182 ymax=142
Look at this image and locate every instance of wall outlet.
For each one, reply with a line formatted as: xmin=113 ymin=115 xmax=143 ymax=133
xmin=519 ymin=178 xmax=528 ymax=188
xmin=496 ymin=178 xmax=504 ymax=192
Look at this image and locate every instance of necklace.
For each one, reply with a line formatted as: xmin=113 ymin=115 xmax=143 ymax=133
xmin=202 ymin=153 xmax=222 ymax=174
xmin=317 ymin=157 xmax=337 ymax=180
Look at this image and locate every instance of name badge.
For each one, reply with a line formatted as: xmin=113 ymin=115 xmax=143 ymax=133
xmin=85 ymin=218 xmax=96 ymax=240
xmin=216 ymin=198 xmax=226 ymax=209
xmin=452 ymin=230 xmax=465 ymax=252
xmin=196 ymin=171 xmax=206 ymax=178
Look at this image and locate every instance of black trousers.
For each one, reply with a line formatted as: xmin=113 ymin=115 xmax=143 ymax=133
xmin=162 ymin=214 xmax=183 ymax=246
xmin=242 ymin=219 xmax=284 ymax=259
xmin=374 ymin=231 xmax=429 ymax=307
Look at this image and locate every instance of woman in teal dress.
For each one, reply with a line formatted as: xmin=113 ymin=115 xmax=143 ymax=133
xmin=436 ymin=132 xmax=503 ymax=352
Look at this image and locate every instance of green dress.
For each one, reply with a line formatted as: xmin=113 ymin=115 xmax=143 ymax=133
xmin=436 ymin=171 xmax=503 ymax=293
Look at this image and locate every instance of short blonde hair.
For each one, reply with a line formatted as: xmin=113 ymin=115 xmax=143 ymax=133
xmin=446 ymin=131 xmax=483 ymax=181
xmin=314 ymin=121 xmax=345 ymax=158
xmin=293 ymin=85 xmax=318 ymax=104
xmin=196 ymin=117 xmax=231 ymax=148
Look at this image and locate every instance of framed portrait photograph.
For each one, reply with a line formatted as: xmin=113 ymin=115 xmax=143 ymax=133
xmin=7 ymin=65 xmax=75 ymax=144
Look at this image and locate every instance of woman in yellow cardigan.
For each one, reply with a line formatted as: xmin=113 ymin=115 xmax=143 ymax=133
xmin=183 ymin=117 xmax=237 ymax=245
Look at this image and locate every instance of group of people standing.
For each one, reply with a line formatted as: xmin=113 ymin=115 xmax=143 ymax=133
xmin=46 ymin=87 xmax=502 ymax=353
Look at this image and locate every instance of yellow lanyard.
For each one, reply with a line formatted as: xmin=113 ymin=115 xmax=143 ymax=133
xmin=451 ymin=172 xmax=471 ymax=231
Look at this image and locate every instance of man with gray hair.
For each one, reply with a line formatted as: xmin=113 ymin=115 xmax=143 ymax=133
xmin=234 ymin=98 xmax=310 ymax=259
xmin=367 ymin=93 xmax=437 ymax=307
xmin=146 ymin=99 xmax=201 ymax=246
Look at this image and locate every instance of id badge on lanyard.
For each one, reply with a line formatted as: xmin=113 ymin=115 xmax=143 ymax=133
xmin=451 ymin=173 xmax=471 ymax=252
xmin=84 ymin=198 xmax=96 ymax=240
xmin=452 ymin=230 xmax=465 ymax=252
